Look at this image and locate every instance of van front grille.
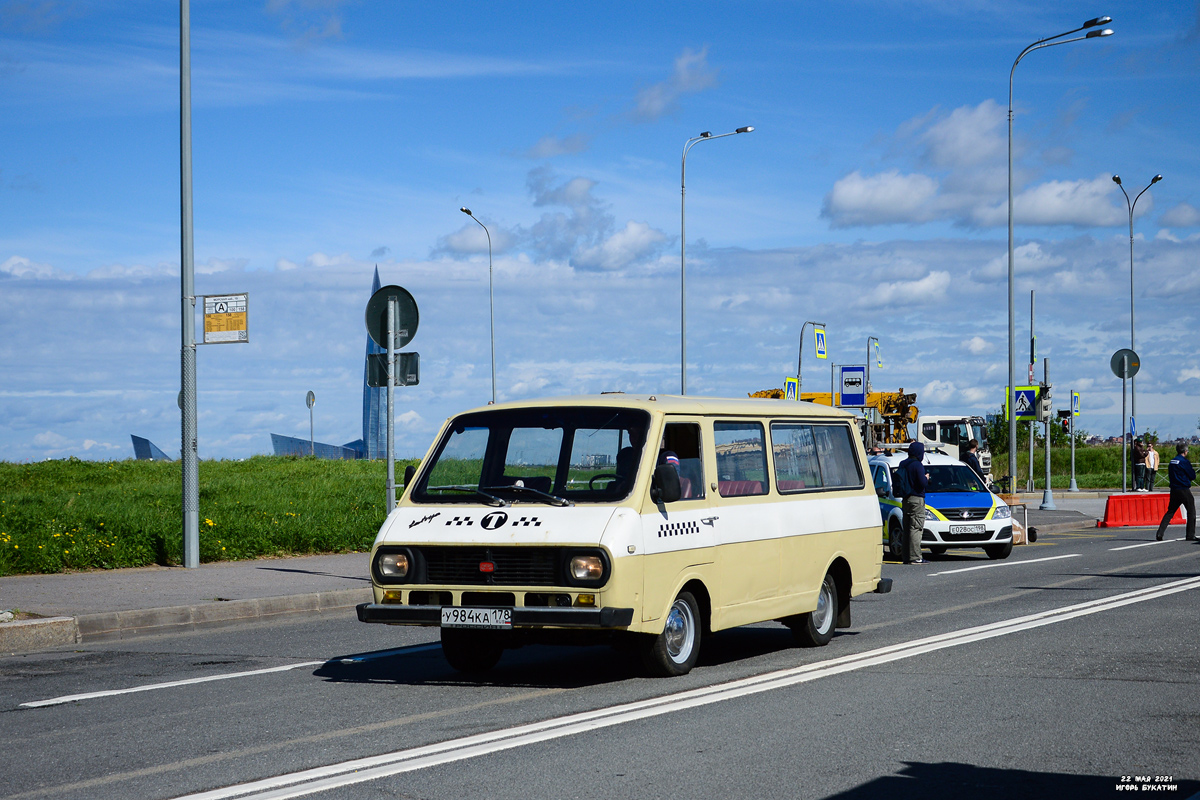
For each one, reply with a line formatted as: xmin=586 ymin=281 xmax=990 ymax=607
xmin=418 ymin=546 xmax=559 ymax=586
xmin=939 ymin=508 xmax=988 ymax=521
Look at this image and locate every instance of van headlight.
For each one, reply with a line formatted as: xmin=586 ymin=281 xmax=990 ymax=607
xmin=570 ymin=555 xmax=604 ymax=581
xmin=374 ymin=549 xmax=412 ymax=583
xmin=993 ymin=505 xmax=1011 ymax=520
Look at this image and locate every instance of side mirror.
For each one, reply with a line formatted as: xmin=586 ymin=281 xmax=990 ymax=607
xmin=650 ymin=464 xmax=682 ymax=504
xmin=403 ymin=464 xmax=416 ymax=487
xmin=876 ymin=487 xmax=887 ymax=498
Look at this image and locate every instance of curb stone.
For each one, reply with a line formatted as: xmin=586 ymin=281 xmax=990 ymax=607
xmin=0 ymin=587 xmax=372 ymax=653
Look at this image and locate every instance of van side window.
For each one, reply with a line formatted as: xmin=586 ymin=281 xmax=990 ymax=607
xmin=714 ymin=421 xmax=769 ymax=497
xmin=771 ymin=423 xmax=865 ymax=492
xmin=813 ymin=425 xmax=864 ymax=488
xmin=770 ymin=423 xmax=821 ymax=491
xmin=662 ymin=422 xmax=705 ymax=500
xmin=872 ymin=465 xmax=890 ymax=495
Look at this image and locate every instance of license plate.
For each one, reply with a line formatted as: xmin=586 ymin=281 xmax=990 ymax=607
xmin=440 ymin=607 xmax=512 ymax=629
xmin=949 ymin=524 xmax=986 ymax=535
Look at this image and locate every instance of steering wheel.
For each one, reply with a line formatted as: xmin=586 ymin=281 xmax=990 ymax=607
xmin=589 ymin=473 xmax=619 ymax=489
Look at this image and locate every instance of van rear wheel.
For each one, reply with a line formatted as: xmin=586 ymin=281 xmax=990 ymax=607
xmin=640 ymin=591 xmax=701 ymax=677
xmin=790 ymin=573 xmax=838 ymax=647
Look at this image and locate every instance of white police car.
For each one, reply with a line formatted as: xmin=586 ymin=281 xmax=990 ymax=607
xmin=869 ymin=449 xmax=1013 ymax=561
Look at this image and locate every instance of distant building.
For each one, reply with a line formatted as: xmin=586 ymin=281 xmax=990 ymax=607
xmin=270 ymin=434 xmax=361 ymax=460
xmin=131 ymin=435 xmax=174 ymax=461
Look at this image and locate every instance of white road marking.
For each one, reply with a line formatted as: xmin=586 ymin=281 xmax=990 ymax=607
xmin=927 ymin=553 xmax=1081 ymax=576
xmin=1110 ymin=538 xmax=1183 ymax=551
xmin=171 ymin=575 xmax=1200 ymax=800
xmin=20 ymin=643 xmax=441 ymax=709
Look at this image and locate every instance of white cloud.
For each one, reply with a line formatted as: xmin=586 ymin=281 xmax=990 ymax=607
xmin=918 ymin=100 xmax=1005 ymax=169
xmin=962 ymin=336 xmax=993 ymax=355
xmin=32 ymin=430 xmax=69 ymax=447
xmin=856 ymin=269 xmax=951 ymax=307
xmin=572 ymin=221 xmax=667 ymax=272
xmin=632 ymin=47 xmax=717 ymax=121
xmin=1 ymin=255 xmax=63 ymax=280
xmin=1161 ymin=202 xmax=1200 ymax=228
xmin=972 ymin=241 xmax=1067 ymax=282
xmin=971 ymin=175 xmax=1127 ymax=227
xmin=822 ymin=170 xmax=940 ymax=227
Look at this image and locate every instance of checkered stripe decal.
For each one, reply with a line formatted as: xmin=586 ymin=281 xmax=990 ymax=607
xmin=657 ymin=520 xmax=699 ymax=538
xmin=445 ymin=516 xmax=475 ymax=526
xmin=513 ymin=517 xmax=542 ymax=527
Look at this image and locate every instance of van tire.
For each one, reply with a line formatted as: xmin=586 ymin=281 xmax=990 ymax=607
xmin=790 ymin=573 xmax=838 ymax=647
xmin=984 ymin=542 xmax=1013 ymax=560
xmin=888 ymin=519 xmax=905 ymax=561
xmin=640 ymin=591 xmax=701 ymax=677
xmin=440 ymin=628 xmax=504 ymax=674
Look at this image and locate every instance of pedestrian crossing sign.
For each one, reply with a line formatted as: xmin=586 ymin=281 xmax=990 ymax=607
xmin=1071 ymin=391 xmax=1080 ymax=417
xmin=814 ymin=328 xmax=827 ymax=360
xmin=1006 ymin=385 xmax=1038 ymax=422
xmin=784 ymin=377 xmax=798 ymax=400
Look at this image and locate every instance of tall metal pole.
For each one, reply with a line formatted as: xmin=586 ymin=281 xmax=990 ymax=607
xmin=680 ymin=126 xmax=753 ymax=395
xmin=1121 ymin=355 xmax=1128 ymax=493
xmin=460 ymin=209 xmax=496 ymax=403
xmin=1112 ymin=174 xmax=1161 ymax=436
xmin=1028 ymin=291 xmax=1035 ymax=492
xmin=866 ymin=336 xmax=880 ymax=393
xmin=1007 ymin=16 xmax=1112 ymax=497
xmin=796 ymin=319 xmax=826 ymax=394
xmin=1069 ymin=389 xmax=1079 ymax=492
xmin=179 ymin=0 xmax=199 ymax=569
xmin=386 ymin=297 xmax=396 ymax=512
xmin=1041 ymin=357 xmax=1056 ymax=509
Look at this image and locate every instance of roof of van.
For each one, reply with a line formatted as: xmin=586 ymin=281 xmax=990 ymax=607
xmin=869 ymin=451 xmax=963 ymax=467
xmin=454 ymin=394 xmax=859 ymax=419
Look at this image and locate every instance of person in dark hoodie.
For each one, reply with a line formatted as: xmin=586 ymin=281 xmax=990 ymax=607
xmin=899 ymin=441 xmax=930 ymax=564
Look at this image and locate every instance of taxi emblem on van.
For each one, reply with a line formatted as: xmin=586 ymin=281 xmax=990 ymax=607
xmin=481 ymin=511 xmax=509 ymax=530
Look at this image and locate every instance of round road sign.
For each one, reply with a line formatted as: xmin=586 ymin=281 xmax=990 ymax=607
xmin=1110 ymin=348 xmax=1140 ymax=379
xmin=306 ymin=390 xmax=316 ymax=409
xmin=365 ymin=285 xmax=419 ymax=350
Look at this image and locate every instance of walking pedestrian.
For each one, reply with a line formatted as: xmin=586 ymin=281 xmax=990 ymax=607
xmin=899 ymin=441 xmax=930 ymax=564
xmin=1132 ymin=437 xmax=1147 ymax=492
xmin=1155 ymin=444 xmax=1196 ymax=542
xmin=1145 ymin=443 xmax=1160 ymax=491
xmin=962 ymin=439 xmax=987 ymax=485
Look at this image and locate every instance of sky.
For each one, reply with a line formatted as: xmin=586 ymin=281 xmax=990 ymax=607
xmin=2 ymin=0 xmax=1199 ymax=463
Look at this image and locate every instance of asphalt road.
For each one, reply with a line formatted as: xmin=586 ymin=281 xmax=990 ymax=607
xmin=2 ymin=526 xmax=1198 ymax=800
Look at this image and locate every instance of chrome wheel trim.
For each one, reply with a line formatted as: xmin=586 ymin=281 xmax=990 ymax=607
xmin=812 ymin=578 xmax=834 ymax=635
xmin=664 ymin=599 xmax=695 ymax=664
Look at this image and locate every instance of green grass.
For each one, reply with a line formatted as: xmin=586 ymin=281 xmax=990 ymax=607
xmin=0 ymin=456 xmax=416 ymax=577
xmin=991 ymin=443 xmax=1174 ymax=490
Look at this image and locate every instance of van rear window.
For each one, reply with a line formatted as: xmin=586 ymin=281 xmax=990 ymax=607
xmin=771 ymin=423 xmax=864 ymax=492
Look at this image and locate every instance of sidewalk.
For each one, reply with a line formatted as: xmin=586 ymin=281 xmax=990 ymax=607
xmin=0 ymin=552 xmax=371 ymax=654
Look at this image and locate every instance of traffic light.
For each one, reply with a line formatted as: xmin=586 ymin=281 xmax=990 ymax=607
xmin=1036 ymin=383 xmax=1052 ymax=421
xmin=1057 ymin=408 xmax=1071 ymax=434
xmin=1061 ymin=417 xmax=1070 ymax=434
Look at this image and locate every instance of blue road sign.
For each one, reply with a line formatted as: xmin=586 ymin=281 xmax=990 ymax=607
xmin=839 ymin=365 xmax=867 ymax=407
xmin=1008 ymin=386 xmax=1038 ymax=422
xmin=814 ymin=328 xmax=827 ymax=359
xmin=784 ymin=377 xmax=799 ymax=401
xmin=1071 ymin=391 xmax=1080 ymax=417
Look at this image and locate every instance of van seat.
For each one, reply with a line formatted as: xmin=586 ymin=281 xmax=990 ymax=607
xmin=679 ymin=477 xmax=693 ymax=499
xmin=776 ymin=480 xmax=806 ymax=491
xmin=719 ymin=480 xmax=763 ymax=497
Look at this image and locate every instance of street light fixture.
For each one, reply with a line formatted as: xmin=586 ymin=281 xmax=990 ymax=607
xmin=1007 ymin=16 xmax=1112 ymax=493
xmin=460 ymin=207 xmax=497 ymax=404
xmin=680 ymin=125 xmax=754 ymax=395
xmin=1112 ymin=173 xmax=1161 ymax=434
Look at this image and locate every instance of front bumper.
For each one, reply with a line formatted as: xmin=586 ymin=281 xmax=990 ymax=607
xmin=357 ymin=603 xmax=635 ymax=628
xmin=922 ymin=524 xmax=1012 ymax=546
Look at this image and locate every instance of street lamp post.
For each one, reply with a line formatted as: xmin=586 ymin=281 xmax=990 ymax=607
xmin=866 ymin=336 xmax=880 ymax=393
xmin=681 ymin=126 xmax=754 ymax=395
xmin=460 ymin=207 xmax=496 ymax=404
xmin=1007 ymin=16 xmax=1112 ymax=494
xmin=1112 ymin=173 xmax=1161 ymax=441
xmin=796 ymin=320 xmax=827 ymax=395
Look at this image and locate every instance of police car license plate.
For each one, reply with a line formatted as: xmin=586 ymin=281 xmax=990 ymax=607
xmin=441 ymin=607 xmax=512 ymax=629
xmin=949 ymin=524 xmax=986 ymax=535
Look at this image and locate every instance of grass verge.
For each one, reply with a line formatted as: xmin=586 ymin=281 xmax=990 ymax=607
xmin=0 ymin=456 xmax=414 ymax=577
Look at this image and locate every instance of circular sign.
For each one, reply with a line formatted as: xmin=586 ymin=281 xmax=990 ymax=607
xmin=481 ymin=511 xmax=509 ymax=530
xmin=306 ymin=390 xmax=316 ymax=409
xmin=365 ymin=285 xmax=419 ymax=350
xmin=1110 ymin=348 xmax=1140 ymax=379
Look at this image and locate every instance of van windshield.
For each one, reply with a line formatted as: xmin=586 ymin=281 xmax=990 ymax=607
xmin=412 ymin=407 xmax=652 ymax=504
xmin=925 ymin=464 xmax=988 ymax=494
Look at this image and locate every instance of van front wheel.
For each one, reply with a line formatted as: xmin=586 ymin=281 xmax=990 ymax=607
xmin=640 ymin=591 xmax=701 ymax=677
xmin=790 ymin=573 xmax=838 ymax=647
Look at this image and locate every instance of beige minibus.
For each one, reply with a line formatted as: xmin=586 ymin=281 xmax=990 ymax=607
xmin=358 ymin=395 xmax=891 ymax=677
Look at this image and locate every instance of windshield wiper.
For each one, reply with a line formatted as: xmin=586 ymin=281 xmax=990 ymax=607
xmin=481 ymin=484 xmax=572 ymax=507
xmin=426 ymin=485 xmax=508 ymax=507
